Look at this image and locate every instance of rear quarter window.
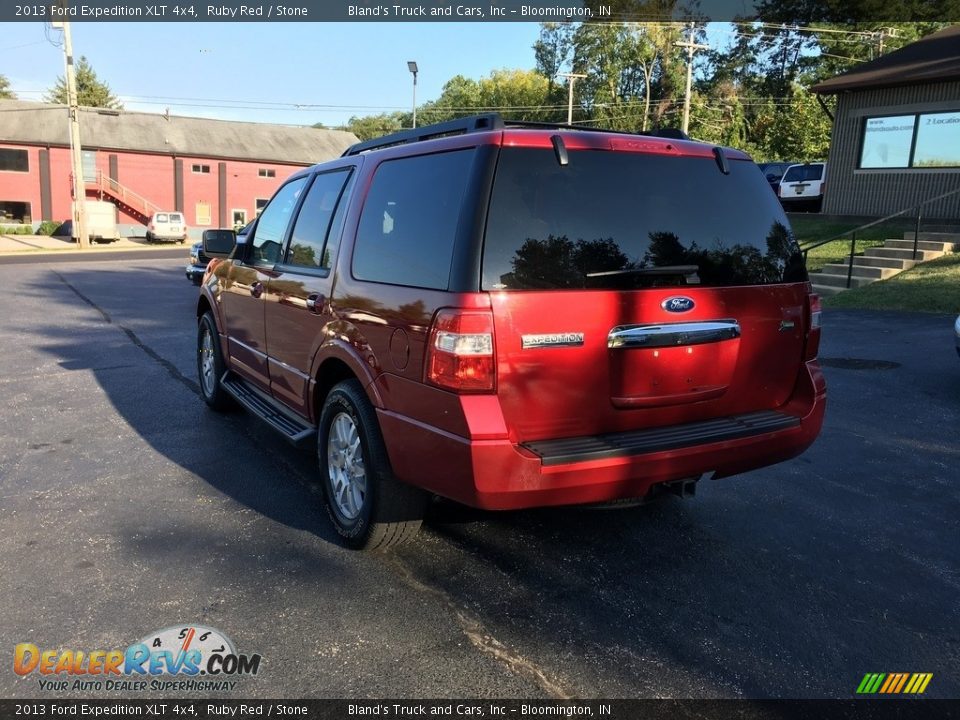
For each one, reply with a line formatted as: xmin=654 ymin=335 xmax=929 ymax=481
xmin=353 ymin=149 xmax=475 ymax=290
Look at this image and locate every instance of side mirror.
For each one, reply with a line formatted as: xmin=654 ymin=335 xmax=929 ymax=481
xmin=202 ymin=229 xmax=236 ymax=258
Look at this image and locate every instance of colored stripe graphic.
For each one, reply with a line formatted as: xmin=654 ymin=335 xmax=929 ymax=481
xmin=893 ymin=674 xmax=909 ymax=693
xmin=857 ymin=673 xmax=932 ymax=694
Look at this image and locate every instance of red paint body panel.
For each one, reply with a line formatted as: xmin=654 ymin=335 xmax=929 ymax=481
xmin=377 ymin=360 xmax=824 ymax=510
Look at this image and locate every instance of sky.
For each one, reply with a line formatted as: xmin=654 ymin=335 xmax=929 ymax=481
xmin=0 ymin=22 xmax=546 ymax=127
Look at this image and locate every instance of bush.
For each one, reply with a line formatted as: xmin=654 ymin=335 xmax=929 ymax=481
xmin=0 ymin=225 xmax=34 ymax=235
xmin=37 ymin=220 xmax=61 ymax=236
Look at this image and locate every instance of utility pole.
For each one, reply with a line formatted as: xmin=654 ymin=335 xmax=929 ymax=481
xmin=675 ymin=23 xmax=709 ymax=135
xmin=558 ymin=72 xmax=586 ymax=126
xmin=875 ymin=27 xmax=898 ymax=56
xmin=55 ymin=20 xmax=89 ymax=249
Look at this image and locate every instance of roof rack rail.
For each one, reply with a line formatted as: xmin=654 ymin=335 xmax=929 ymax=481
xmin=340 ymin=113 xmax=690 ymax=156
xmin=341 ymin=114 xmax=506 ymax=156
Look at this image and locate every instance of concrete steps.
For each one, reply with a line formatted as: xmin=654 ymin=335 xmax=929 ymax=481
xmin=809 ymin=231 xmax=958 ymax=296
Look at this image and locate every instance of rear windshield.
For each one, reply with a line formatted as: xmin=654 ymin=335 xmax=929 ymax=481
xmin=482 ymin=148 xmax=806 ymax=290
xmin=783 ymin=164 xmax=824 ymax=182
xmin=169 ymin=213 xmax=184 ymax=222
xmin=155 ymin=213 xmax=168 ymax=223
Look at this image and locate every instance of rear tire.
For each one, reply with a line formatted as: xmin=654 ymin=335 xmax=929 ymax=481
xmin=318 ymin=380 xmax=427 ymax=550
xmin=197 ymin=312 xmax=235 ymax=411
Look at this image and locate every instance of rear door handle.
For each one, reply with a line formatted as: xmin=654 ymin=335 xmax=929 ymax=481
xmin=306 ymin=293 xmax=324 ymax=314
xmin=608 ymin=320 xmax=741 ymax=349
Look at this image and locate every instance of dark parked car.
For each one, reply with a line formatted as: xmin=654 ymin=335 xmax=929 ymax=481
xmin=185 ymin=241 xmax=211 ymax=284
xmin=194 ymin=114 xmax=825 ymax=550
xmin=187 ymin=225 xmax=249 ymax=284
xmin=757 ymin=161 xmax=799 ymax=191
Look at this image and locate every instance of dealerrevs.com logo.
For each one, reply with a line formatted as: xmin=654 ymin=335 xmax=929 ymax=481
xmin=14 ymin=625 xmax=262 ymax=692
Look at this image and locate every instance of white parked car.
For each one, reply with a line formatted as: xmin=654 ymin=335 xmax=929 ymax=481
xmin=779 ymin=162 xmax=827 ymax=212
xmin=146 ymin=211 xmax=188 ymax=243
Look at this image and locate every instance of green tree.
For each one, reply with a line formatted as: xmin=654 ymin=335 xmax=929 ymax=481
xmin=533 ymin=22 xmax=576 ymax=115
xmin=418 ymin=69 xmax=554 ymax=124
xmin=0 ymin=74 xmax=14 ymax=100
xmin=340 ymin=112 xmax=408 ymax=141
xmin=45 ymin=56 xmax=122 ymax=109
xmin=417 ymin=75 xmax=482 ymax=123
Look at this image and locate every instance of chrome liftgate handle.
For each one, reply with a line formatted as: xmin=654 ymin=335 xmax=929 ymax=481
xmin=607 ymin=320 xmax=741 ymax=349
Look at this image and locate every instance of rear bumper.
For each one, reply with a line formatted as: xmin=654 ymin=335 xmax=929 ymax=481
xmin=378 ymin=361 xmax=826 ymax=511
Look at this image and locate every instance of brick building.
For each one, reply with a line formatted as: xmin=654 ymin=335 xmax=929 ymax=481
xmin=0 ymin=100 xmax=356 ymax=235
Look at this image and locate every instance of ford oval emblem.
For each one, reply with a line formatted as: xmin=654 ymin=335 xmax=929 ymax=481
xmin=662 ymin=296 xmax=695 ymax=313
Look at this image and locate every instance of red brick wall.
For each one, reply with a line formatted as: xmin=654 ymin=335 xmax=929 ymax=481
xmin=0 ymin=143 xmax=307 ymax=233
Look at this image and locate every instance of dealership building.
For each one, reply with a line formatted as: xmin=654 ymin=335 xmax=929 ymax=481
xmin=811 ymin=24 xmax=960 ymax=220
xmin=0 ymin=100 xmax=356 ymax=234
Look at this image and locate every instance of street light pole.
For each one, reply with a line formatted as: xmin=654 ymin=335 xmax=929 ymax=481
xmin=57 ymin=20 xmax=89 ymax=249
xmin=558 ymin=72 xmax=586 ymax=126
xmin=407 ymin=61 xmax=418 ymax=129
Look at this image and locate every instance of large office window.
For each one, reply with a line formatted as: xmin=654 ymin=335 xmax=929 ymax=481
xmin=913 ymin=111 xmax=960 ymax=167
xmin=859 ymin=111 xmax=960 ymax=169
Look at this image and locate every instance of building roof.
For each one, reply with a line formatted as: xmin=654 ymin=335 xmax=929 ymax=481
xmin=0 ymin=100 xmax=357 ymax=164
xmin=811 ymin=24 xmax=960 ymax=94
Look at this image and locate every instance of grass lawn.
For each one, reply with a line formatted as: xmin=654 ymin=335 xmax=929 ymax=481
xmin=824 ymin=253 xmax=960 ymax=314
xmin=788 ymin=214 xmax=914 ymax=273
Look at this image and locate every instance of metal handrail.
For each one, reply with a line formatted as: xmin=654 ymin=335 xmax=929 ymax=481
xmin=87 ymin=170 xmax=162 ymax=219
xmin=800 ymin=186 xmax=960 ymax=288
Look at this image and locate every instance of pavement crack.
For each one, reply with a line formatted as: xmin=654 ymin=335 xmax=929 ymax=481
xmin=386 ymin=555 xmax=571 ymax=699
xmin=51 ymin=269 xmax=200 ymax=396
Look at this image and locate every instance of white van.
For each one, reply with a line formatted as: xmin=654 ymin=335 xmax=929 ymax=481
xmin=147 ymin=211 xmax=189 ymax=243
xmin=778 ymin=162 xmax=827 ymax=212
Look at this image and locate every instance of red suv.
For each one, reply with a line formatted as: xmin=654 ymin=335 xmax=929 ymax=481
xmin=195 ymin=115 xmax=825 ymax=550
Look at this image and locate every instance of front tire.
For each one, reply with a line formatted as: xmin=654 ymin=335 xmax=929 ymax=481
xmin=197 ymin=312 xmax=234 ymax=411
xmin=318 ymin=380 xmax=427 ymax=550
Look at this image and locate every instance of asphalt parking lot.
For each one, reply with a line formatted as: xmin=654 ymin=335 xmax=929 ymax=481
xmin=1 ymin=254 xmax=957 ymax=700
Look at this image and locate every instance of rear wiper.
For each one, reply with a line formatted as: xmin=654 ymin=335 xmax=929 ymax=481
xmin=586 ymin=265 xmax=699 ymax=278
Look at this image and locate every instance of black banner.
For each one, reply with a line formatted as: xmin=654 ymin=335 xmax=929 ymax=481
xmin=1 ymin=700 xmax=959 ymax=720
xmin=3 ymin=0 xmax=958 ymax=23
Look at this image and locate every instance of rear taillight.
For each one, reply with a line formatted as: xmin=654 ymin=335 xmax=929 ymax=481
xmin=426 ymin=309 xmax=495 ymax=393
xmin=804 ymin=294 xmax=822 ymax=361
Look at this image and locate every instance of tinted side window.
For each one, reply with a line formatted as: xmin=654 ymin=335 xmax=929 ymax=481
xmin=251 ymin=177 xmax=307 ymax=266
xmin=353 ymin=149 xmax=475 ymax=290
xmin=285 ymin=169 xmax=353 ymax=270
xmin=483 ymin=148 xmax=805 ymax=290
